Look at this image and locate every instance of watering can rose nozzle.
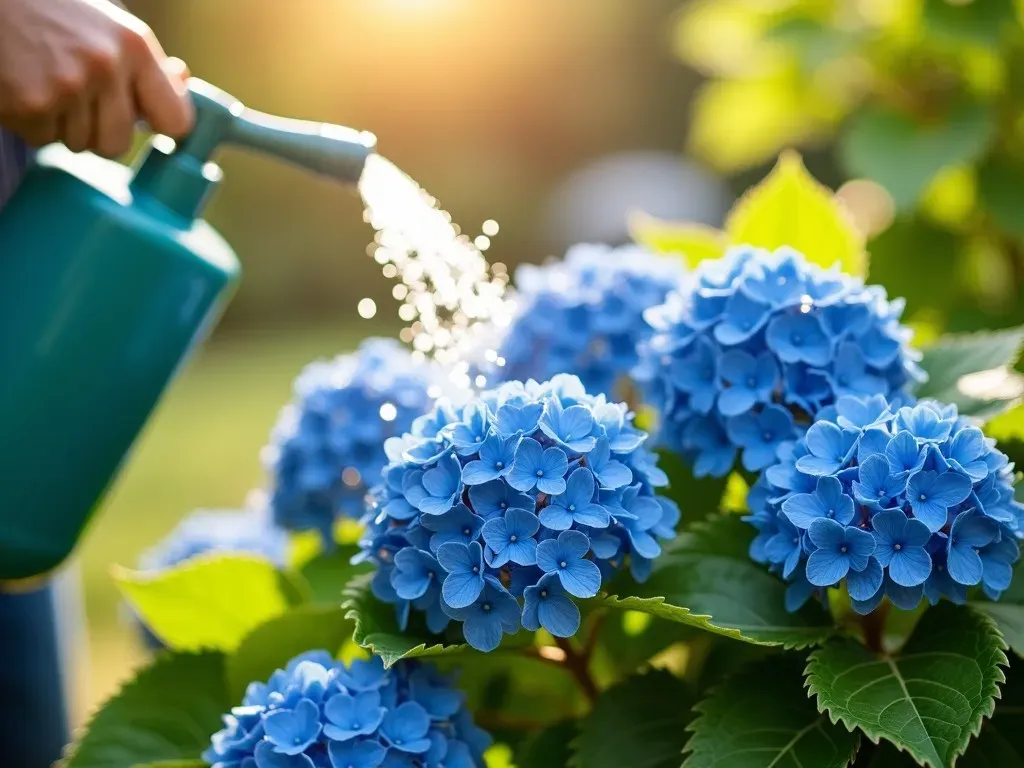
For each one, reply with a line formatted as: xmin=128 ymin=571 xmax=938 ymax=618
xmin=131 ymin=78 xmax=376 ymax=218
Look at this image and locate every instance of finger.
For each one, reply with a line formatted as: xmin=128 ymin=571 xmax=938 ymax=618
xmin=164 ymin=57 xmax=191 ymax=84
xmin=94 ymin=80 xmax=134 ymax=159
xmin=60 ymin=95 xmax=94 ymax=153
xmin=9 ymin=116 xmax=61 ymax=148
xmin=128 ymin=33 xmax=193 ymax=138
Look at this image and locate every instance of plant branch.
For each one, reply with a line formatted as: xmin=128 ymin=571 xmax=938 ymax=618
xmin=554 ymin=636 xmax=599 ymax=702
xmin=473 ymin=709 xmax=551 ymax=733
xmin=583 ymin=610 xmax=606 ymax=659
xmin=860 ymin=602 xmax=890 ymax=655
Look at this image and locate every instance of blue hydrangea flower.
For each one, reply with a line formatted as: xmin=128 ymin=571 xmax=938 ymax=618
xmin=360 ymin=374 xmax=677 ymax=651
xmin=635 ymin=246 xmax=924 ymax=476
xmin=204 ymin=652 xmax=490 ymax=768
xmin=493 ymin=243 xmax=685 ymax=397
xmin=134 ymin=508 xmax=288 ymax=649
xmin=746 ymin=395 xmax=1023 ymax=613
xmin=264 ymin=338 xmax=444 ymax=544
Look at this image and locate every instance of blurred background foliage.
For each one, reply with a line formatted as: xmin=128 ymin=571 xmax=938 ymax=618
xmin=76 ymin=0 xmax=1024 ymax=727
xmin=680 ymin=0 xmax=1024 ymax=334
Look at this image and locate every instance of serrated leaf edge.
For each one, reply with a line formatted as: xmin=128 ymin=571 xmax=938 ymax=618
xmin=970 ymin=601 xmax=1024 ymax=660
xmin=803 ymin=606 xmax=1009 ymax=768
xmin=598 ymin=514 xmax=835 ymax=651
xmin=341 ymin=572 xmax=467 ymax=668
xmin=595 ymin=593 xmax=831 ymax=650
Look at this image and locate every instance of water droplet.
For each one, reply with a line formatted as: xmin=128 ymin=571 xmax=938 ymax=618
xmin=379 ymin=403 xmax=398 ymax=421
xmin=357 ymin=298 xmax=377 ymax=319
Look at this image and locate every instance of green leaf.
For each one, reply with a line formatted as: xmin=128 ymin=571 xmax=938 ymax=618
xmin=64 ymin=652 xmax=230 ymax=768
xmin=767 ymin=18 xmax=858 ymax=74
xmin=840 ymin=102 xmax=995 ymax=210
xmin=114 ymin=554 xmax=294 ymax=652
xmin=684 ymin=655 xmax=860 ymax=768
xmin=516 ymin=720 xmax=579 ymax=768
xmin=806 ymin=603 xmax=1008 ymax=768
xmin=979 ymin=160 xmax=1024 ymax=240
xmin=343 ymin=572 xmax=469 ymax=667
xmin=629 ymin=210 xmax=726 ymax=265
xmin=924 ymin=0 xmax=1015 ymax=48
xmin=692 ymin=638 xmax=778 ymax=695
xmin=985 ymin=404 xmax=1024 ymax=443
xmin=724 ymin=150 xmax=867 ymax=277
xmin=598 ymin=515 xmax=834 ymax=649
xmin=226 ymin=605 xmax=353 ymax=700
xmin=961 ymin=658 xmax=1024 ymax=766
xmin=569 ymin=670 xmax=694 ymax=768
xmin=915 ymin=325 xmax=1024 ymax=419
xmin=434 ymin=653 xmax=585 ymax=747
xmin=973 ymin=603 xmax=1024 ymax=659
xmin=299 ymin=544 xmax=372 ymax=605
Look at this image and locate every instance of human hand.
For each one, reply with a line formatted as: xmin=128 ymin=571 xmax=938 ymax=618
xmin=0 ymin=0 xmax=193 ymax=158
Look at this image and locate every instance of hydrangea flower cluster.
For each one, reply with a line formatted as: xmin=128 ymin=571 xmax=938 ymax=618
xmin=634 ymin=245 xmax=923 ymax=477
xmin=205 ymin=651 xmax=490 ymax=768
xmin=495 ymin=243 xmax=685 ymax=397
xmin=746 ymin=395 xmax=1023 ymax=614
xmin=360 ymin=374 xmax=678 ymax=651
xmin=264 ymin=339 xmax=443 ymax=544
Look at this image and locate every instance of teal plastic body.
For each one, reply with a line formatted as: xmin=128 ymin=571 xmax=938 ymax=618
xmin=0 ymin=79 xmax=373 ymax=581
xmin=0 ymin=145 xmax=239 ymax=580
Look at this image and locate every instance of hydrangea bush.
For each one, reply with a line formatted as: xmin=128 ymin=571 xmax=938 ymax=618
xmin=361 ymin=373 xmax=677 ymax=651
xmin=71 ymin=156 xmax=1024 ymax=768
xmin=264 ymin=339 xmax=442 ymax=544
xmin=493 ymin=243 xmax=684 ymax=397
xmin=635 ymin=243 xmax=923 ymax=477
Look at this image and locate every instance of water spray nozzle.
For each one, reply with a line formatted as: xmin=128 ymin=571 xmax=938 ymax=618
xmin=131 ymin=78 xmax=377 ymax=218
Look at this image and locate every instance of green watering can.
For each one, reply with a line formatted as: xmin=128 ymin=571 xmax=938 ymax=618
xmin=0 ymin=80 xmax=376 ymax=581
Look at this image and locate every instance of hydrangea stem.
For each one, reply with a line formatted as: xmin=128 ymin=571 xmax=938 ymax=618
xmin=553 ymin=635 xmax=599 ymax=702
xmin=860 ymin=602 xmax=890 ymax=654
xmin=474 ymin=710 xmax=552 ymax=732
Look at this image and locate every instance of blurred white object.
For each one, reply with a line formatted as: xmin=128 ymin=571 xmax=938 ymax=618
xmin=544 ymin=150 xmax=730 ymax=247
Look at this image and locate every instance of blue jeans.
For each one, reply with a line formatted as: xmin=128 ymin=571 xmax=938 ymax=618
xmin=0 ymin=129 xmax=29 ymax=208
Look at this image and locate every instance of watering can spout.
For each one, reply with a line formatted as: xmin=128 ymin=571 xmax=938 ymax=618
xmin=131 ymin=79 xmax=376 ymax=218
xmin=229 ymin=107 xmax=377 ymax=186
